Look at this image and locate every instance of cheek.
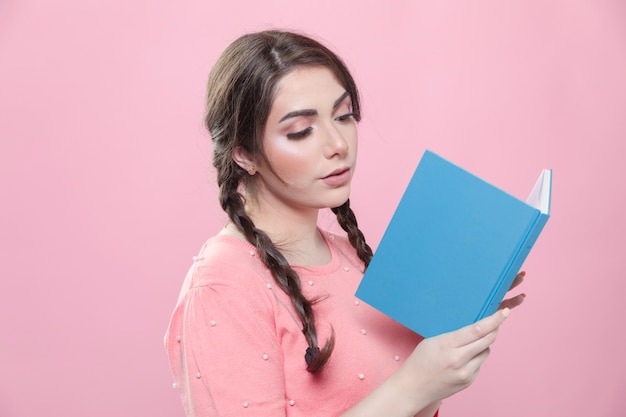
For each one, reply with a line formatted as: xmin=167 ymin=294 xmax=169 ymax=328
xmin=264 ymin=138 xmax=314 ymax=180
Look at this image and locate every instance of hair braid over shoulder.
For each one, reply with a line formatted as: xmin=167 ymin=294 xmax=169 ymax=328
xmin=219 ymin=175 xmax=334 ymax=373
xmin=332 ymin=200 xmax=373 ymax=268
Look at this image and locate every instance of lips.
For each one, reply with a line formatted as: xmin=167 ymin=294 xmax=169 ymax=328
xmin=321 ymin=167 xmax=351 ymax=186
xmin=323 ymin=167 xmax=349 ymax=179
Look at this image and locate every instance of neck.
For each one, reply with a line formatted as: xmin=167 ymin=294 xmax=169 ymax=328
xmin=223 ymin=193 xmax=331 ymax=267
xmin=251 ymin=208 xmax=331 ymax=267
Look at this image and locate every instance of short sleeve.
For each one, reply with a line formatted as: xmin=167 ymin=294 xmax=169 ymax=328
xmin=165 ymin=273 xmax=288 ymax=417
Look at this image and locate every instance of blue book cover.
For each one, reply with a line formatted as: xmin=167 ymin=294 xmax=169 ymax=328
xmin=356 ymin=150 xmax=552 ymax=338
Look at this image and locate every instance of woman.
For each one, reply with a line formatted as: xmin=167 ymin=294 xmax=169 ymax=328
xmin=165 ymin=30 xmax=525 ymax=417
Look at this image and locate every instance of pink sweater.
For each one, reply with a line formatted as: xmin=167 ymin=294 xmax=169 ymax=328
xmin=165 ymin=230 xmax=424 ymax=416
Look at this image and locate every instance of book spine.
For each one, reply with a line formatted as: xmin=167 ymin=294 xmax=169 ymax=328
xmin=477 ymin=211 xmax=550 ymax=319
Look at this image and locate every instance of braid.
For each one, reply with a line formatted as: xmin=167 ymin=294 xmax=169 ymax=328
xmin=331 ymin=199 xmax=373 ymax=268
xmin=205 ymin=30 xmax=364 ymax=374
xmin=219 ymin=176 xmax=334 ymax=373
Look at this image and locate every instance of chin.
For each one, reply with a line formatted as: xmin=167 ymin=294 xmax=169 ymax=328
xmin=326 ymin=191 xmax=351 ymax=209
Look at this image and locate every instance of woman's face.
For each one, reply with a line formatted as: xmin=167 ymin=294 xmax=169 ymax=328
xmin=252 ymin=66 xmax=358 ymax=215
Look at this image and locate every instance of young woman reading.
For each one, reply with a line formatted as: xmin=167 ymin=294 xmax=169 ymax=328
xmin=165 ymin=30 xmax=525 ymax=417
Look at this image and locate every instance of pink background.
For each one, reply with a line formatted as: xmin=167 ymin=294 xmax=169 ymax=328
xmin=1 ymin=1 xmax=624 ymax=416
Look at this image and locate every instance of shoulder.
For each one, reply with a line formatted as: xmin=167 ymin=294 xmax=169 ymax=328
xmin=169 ymin=235 xmax=278 ymax=330
xmin=185 ymin=235 xmax=273 ymax=291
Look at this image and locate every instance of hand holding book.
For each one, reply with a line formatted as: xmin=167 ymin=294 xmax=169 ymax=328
xmin=395 ymin=308 xmax=512 ymax=412
xmin=342 ymin=307 xmax=514 ymax=417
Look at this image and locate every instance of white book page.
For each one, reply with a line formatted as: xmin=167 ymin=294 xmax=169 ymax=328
xmin=526 ymin=169 xmax=552 ymax=214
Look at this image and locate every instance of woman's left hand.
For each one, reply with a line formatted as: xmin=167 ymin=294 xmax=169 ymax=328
xmin=499 ymin=271 xmax=526 ymax=310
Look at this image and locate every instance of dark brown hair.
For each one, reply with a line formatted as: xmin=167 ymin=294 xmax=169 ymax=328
xmin=205 ymin=30 xmax=373 ymax=373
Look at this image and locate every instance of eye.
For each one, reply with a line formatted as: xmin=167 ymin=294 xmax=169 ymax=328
xmin=335 ymin=112 xmax=356 ymax=122
xmin=286 ymin=127 xmax=313 ymax=139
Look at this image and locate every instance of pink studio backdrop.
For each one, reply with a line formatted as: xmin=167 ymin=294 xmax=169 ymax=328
xmin=1 ymin=1 xmax=624 ymax=416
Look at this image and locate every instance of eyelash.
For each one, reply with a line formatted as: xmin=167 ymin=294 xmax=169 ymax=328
xmin=285 ymin=113 xmax=356 ymax=139
xmin=335 ymin=112 xmax=356 ymax=122
xmin=287 ymin=127 xmax=313 ymax=139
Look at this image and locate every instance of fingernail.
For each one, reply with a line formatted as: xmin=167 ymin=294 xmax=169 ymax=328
xmin=519 ymin=271 xmax=526 ymax=277
xmin=502 ymin=307 xmax=510 ymax=318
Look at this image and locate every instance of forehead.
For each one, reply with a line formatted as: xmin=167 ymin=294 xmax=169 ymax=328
xmin=270 ymin=66 xmax=346 ymax=112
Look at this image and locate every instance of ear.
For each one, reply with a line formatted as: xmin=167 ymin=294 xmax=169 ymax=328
xmin=231 ymin=146 xmax=256 ymax=171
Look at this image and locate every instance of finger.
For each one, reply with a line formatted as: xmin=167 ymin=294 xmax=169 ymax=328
xmin=469 ymin=346 xmax=491 ymax=368
xmin=508 ymin=271 xmax=526 ymax=292
xmin=458 ymin=325 xmax=499 ymax=363
xmin=462 ymin=347 xmax=492 ymax=383
xmin=499 ymin=293 xmax=526 ymax=310
xmin=447 ymin=308 xmax=510 ymax=348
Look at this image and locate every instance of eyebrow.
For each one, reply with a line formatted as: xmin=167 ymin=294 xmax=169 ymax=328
xmin=278 ymin=91 xmax=351 ymax=123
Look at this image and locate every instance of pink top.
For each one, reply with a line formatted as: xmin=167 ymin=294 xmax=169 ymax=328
xmin=165 ymin=230 xmax=424 ymax=417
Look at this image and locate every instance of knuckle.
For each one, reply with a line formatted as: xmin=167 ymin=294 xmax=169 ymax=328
xmin=473 ymin=324 xmax=484 ymax=337
xmin=449 ymin=352 xmax=465 ymax=370
xmin=456 ymin=368 xmax=475 ymax=386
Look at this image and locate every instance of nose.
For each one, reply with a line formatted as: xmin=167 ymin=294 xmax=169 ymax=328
xmin=323 ymin=122 xmax=349 ymax=159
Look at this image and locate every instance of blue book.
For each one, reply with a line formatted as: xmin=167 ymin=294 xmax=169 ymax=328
xmin=356 ymin=150 xmax=552 ymax=338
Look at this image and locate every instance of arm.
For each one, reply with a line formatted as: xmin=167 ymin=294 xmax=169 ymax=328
xmin=166 ymin=281 xmax=288 ymax=417
xmin=340 ymin=308 xmax=511 ymax=417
